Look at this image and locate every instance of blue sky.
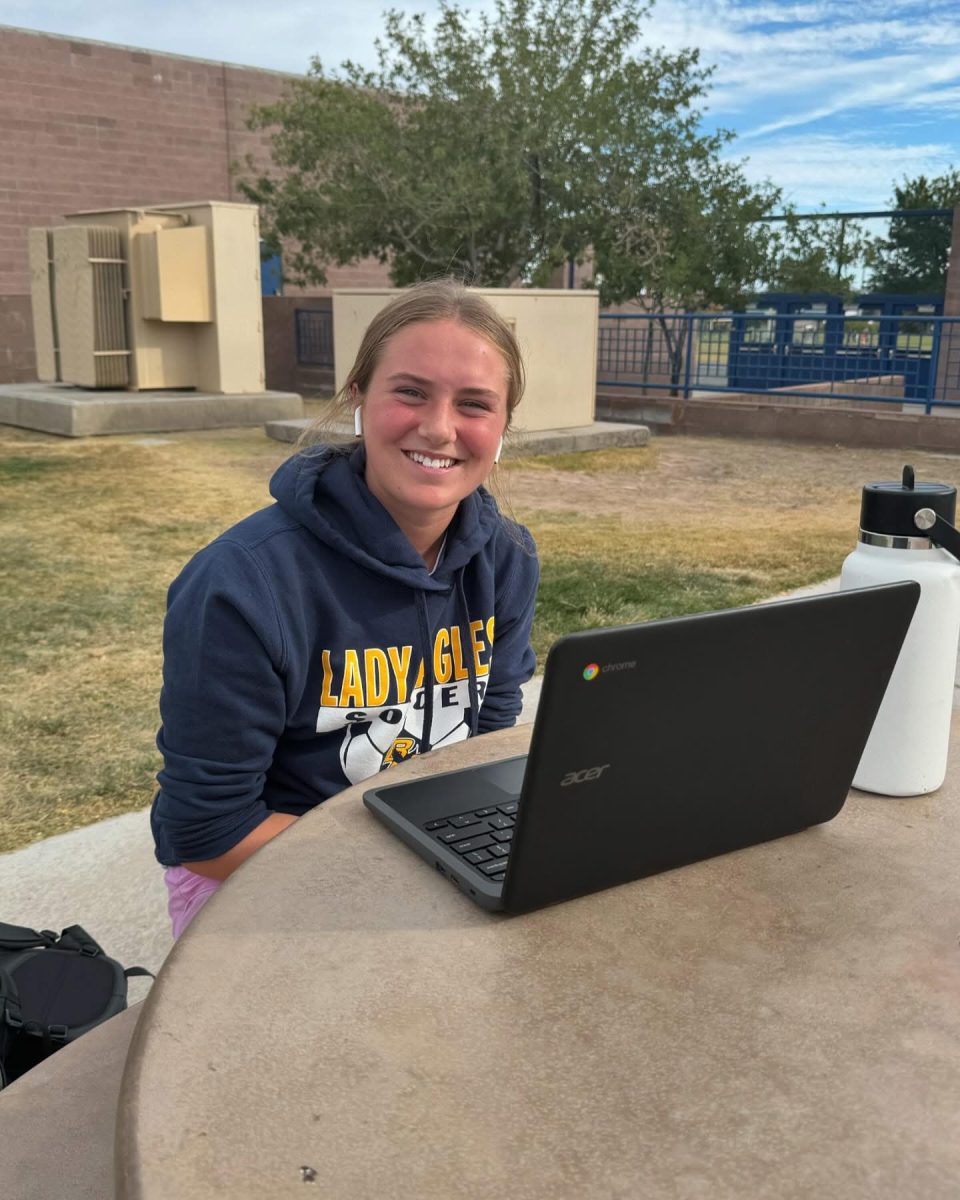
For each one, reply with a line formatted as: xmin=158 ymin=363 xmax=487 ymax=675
xmin=3 ymin=0 xmax=959 ymax=213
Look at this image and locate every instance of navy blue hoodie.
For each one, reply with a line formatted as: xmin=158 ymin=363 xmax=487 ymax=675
xmin=151 ymin=446 xmax=539 ymax=866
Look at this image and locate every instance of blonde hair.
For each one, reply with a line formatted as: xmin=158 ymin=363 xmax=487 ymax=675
xmin=301 ymin=279 xmax=525 ymax=446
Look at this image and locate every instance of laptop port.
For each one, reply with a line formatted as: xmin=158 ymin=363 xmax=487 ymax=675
xmin=434 ymin=861 xmax=445 ymax=875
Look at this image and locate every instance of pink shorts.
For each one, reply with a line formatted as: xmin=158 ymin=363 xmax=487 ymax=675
xmin=164 ymin=866 xmax=222 ymax=939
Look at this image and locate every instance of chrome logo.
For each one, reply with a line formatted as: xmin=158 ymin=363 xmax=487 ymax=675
xmin=583 ymin=663 xmax=600 ymax=681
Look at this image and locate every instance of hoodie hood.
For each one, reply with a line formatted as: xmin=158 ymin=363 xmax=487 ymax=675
xmin=269 ymin=446 xmax=502 ymax=591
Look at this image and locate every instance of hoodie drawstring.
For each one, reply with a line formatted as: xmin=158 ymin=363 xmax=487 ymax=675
xmin=416 ymin=569 xmax=481 ymax=754
xmin=457 ymin=568 xmax=481 ymax=737
xmin=415 ymin=591 xmax=436 ymax=753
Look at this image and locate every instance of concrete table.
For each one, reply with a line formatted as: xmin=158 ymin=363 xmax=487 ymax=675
xmin=117 ymin=720 xmax=960 ymax=1200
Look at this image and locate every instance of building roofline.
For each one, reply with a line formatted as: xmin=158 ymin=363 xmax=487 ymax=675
xmin=0 ymin=22 xmax=302 ymax=79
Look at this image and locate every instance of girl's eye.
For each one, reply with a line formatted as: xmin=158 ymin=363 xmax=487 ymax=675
xmin=396 ymin=387 xmax=424 ymax=399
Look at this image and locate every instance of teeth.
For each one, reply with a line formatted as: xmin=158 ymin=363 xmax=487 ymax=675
xmin=407 ymin=451 xmax=457 ymax=469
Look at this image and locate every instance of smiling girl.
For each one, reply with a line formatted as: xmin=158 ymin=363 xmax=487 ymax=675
xmin=151 ymin=280 xmax=540 ymax=936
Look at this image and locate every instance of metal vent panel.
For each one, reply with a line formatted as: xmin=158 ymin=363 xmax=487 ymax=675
xmin=52 ymin=225 xmax=130 ymax=389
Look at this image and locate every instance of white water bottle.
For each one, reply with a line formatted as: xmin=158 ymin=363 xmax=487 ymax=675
xmin=840 ymin=465 xmax=960 ymax=796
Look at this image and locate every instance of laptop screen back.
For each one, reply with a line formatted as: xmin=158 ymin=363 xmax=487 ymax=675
xmin=502 ymin=583 xmax=919 ymax=912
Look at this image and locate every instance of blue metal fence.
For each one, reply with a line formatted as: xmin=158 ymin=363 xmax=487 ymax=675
xmin=598 ymin=310 xmax=960 ymax=414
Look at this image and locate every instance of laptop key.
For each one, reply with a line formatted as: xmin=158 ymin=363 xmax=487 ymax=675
xmin=491 ymin=873 xmax=506 ymax=883
xmin=489 ymin=843 xmax=509 ymax=857
xmin=449 ymin=814 xmax=481 ymax=829
xmin=488 ymin=814 xmax=514 ymax=830
xmin=474 ymin=808 xmax=498 ymax=817
xmin=450 ymin=834 xmax=495 ymax=854
xmin=479 ymin=858 xmax=509 ymax=876
xmin=465 ymin=849 xmax=493 ymax=864
xmin=491 ymin=829 xmax=513 ymax=843
xmin=438 ymin=829 xmax=468 ymax=843
xmin=497 ymin=802 xmax=519 ymax=815
xmin=424 ymin=819 xmax=449 ymax=831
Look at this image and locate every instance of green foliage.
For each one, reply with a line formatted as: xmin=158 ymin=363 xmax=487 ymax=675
xmin=593 ymin=149 xmax=781 ymax=311
xmin=868 ymin=171 xmax=960 ymax=295
xmin=241 ymin=0 xmax=778 ymax=304
xmin=765 ymin=208 xmax=870 ymax=301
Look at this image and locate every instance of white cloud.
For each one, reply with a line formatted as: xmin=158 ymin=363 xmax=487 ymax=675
xmin=645 ymin=1 xmax=960 ymax=121
xmin=730 ymin=133 xmax=958 ymax=209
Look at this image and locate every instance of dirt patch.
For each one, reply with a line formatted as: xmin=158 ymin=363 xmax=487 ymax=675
xmin=502 ymin=436 xmax=959 ymax=520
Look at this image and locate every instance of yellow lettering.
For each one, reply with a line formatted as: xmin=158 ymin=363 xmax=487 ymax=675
xmin=320 ymin=650 xmax=337 ymax=706
xmin=434 ymin=627 xmax=452 ymax=684
xmin=470 ymin=619 xmax=489 ymax=677
xmin=364 ymin=648 xmax=389 ymax=706
xmin=414 ymin=658 xmax=425 ymax=689
xmin=486 ymin=615 xmax=496 ymax=646
xmin=387 ymin=645 xmax=412 ymax=704
xmin=449 ymin=625 xmax=469 ymax=681
xmin=338 ymin=649 xmax=364 ymax=707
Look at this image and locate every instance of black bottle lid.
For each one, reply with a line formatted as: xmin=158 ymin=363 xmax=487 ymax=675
xmin=860 ymin=464 xmax=956 ymax=538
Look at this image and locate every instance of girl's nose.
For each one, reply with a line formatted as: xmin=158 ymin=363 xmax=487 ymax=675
xmin=418 ymin=400 xmax=456 ymax=445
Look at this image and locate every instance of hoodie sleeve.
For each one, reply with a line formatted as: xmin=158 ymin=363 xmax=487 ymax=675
xmin=478 ymin=528 xmax=540 ymax=733
xmin=153 ymin=539 xmax=288 ymax=865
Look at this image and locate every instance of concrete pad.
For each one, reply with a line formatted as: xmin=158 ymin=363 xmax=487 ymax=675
xmin=264 ymin=416 xmax=651 ymax=455
xmin=0 ymin=383 xmax=303 ymax=437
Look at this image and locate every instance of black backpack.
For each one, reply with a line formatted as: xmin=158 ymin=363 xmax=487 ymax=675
xmin=0 ymin=922 xmax=153 ymax=1089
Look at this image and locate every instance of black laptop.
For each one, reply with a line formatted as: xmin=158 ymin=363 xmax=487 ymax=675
xmin=363 ymin=582 xmax=919 ymax=913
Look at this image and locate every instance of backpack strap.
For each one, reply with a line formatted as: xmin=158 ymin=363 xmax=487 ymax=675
xmin=124 ymin=967 xmax=155 ymax=980
xmin=0 ymin=968 xmax=24 ymax=1030
xmin=55 ymin=925 xmax=104 ymax=957
xmin=0 ymin=923 xmax=57 ymax=952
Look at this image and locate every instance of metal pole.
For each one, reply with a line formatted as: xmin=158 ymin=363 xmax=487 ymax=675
xmin=926 ymin=318 xmax=943 ymax=416
xmin=682 ymin=314 xmax=694 ymax=399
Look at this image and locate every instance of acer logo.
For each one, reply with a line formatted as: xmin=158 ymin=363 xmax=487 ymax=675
xmin=560 ymin=764 xmax=611 ymax=787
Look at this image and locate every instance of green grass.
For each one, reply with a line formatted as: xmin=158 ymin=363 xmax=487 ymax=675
xmin=534 ymin=559 xmax=762 ymax=661
xmin=525 ymin=507 xmax=847 ymax=664
xmin=0 ymin=454 xmax=73 ymax=482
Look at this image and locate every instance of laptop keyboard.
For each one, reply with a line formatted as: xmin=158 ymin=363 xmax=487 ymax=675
xmin=423 ymin=800 xmax=519 ymax=884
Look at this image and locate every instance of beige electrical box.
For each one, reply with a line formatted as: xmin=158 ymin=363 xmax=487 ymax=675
xmin=137 ymin=226 xmax=212 ymax=323
xmin=332 ymin=288 xmax=599 ymax=432
xmin=27 ymin=228 xmax=58 ymax=383
xmin=28 ymin=201 xmax=265 ymax=393
xmin=28 ymin=224 xmax=130 ymax=388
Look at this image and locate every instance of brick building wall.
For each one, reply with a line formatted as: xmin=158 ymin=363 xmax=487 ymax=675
xmin=0 ymin=25 xmax=389 ymax=384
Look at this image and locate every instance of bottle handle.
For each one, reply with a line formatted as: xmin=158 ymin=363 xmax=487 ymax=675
xmin=915 ymin=508 xmax=960 ymax=562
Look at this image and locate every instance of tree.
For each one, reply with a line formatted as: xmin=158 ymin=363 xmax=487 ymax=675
xmin=241 ymin=0 xmax=778 ymax=306
xmin=590 ymin=150 xmax=780 ymax=312
xmin=764 ymin=209 xmax=869 ymax=301
xmin=868 ymin=171 xmax=960 ymax=295
xmin=591 ymin=159 xmax=781 ymax=390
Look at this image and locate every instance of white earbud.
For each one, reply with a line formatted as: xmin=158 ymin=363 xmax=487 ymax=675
xmin=353 ymin=406 xmax=363 ymax=437
xmin=494 ymin=436 xmax=503 ymax=464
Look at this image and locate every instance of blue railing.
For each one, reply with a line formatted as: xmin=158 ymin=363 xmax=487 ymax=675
xmin=597 ymin=311 xmax=960 ymax=414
